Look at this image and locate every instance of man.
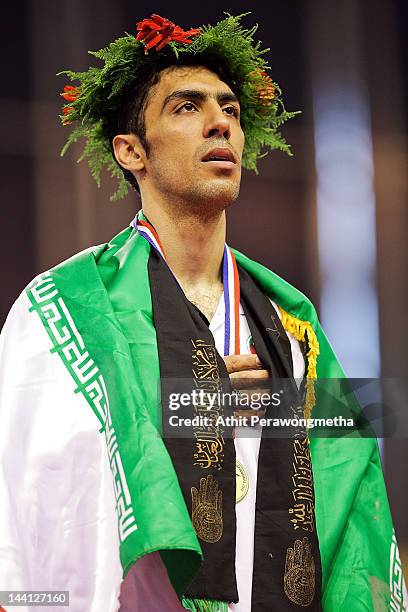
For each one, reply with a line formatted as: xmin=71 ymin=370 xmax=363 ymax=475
xmin=0 ymin=13 xmax=406 ymax=612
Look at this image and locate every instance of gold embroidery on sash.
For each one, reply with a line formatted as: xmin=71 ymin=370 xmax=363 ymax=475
xmin=284 ymin=537 xmax=315 ymax=606
xmin=192 ymin=339 xmax=225 ymax=470
xmin=191 ymin=474 xmax=223 ymax=543
xmin=289 ymin=438 xmax=315 ymax=532
xmin=192 ymin=339 xmax=219 ymax=381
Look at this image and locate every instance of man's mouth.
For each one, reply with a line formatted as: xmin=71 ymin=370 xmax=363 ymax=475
xmin=201 ymin=147 xmax=237 ymax=166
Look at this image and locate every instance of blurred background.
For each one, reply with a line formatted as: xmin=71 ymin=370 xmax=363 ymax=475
xmin=1 ymin=0 xmax=407 ymax=577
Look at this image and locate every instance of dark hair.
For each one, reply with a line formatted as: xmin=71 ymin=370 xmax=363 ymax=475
xmin=109 ymin=54 xmax=238 ymax=194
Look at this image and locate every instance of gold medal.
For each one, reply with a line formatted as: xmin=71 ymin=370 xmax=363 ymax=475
xmin=236 ymin=459 xmax=249 ymax=503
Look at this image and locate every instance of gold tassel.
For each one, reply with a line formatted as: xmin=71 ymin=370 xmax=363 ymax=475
xmin=278 ymin=308 xmax=320 ymax=420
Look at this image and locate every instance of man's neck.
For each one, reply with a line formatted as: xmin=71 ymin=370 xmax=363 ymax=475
xmin=141 ymin=201 xmax=226 ymax=292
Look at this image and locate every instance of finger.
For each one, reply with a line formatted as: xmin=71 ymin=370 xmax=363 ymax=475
xmin=208 ymin=475 xmax=218 ymax=503
xmin=293 ymin=539 xmax=303 ymax=566
xmin=230 ymin=369 xmax=270 ymax=388
xmin=234 ymin=387 xmax=273 ymax=406
xmin=199 ymin=476 xmax=208 ymax=501
xmin=303 ymin=537 xmax=312 ymax=565
xmin=285 ymin=546 xmax=294 ymax=573
xmin=191 ymin=486 xmax=198 ymax=510
xmin=216 ymin=489 xmax=222 ymax=515
xmin=223 ymin=353 xmax=263 ymax=374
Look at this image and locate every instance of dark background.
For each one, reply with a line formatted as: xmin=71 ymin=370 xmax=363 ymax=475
xmin=1 ymin=0 xmax=407 ymax=575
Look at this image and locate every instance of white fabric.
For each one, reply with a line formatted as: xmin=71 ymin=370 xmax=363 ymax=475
xmin=0 ymin=292 xmax=123 ymax=612
xmin=209 ymin=295 xmax=305 ymax=612
xmin=0 ymin=290 xmax=304 ymax=612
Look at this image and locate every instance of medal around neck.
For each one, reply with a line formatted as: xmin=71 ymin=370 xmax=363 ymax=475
xmin=236 ymin=459 xmax=249 ymax=503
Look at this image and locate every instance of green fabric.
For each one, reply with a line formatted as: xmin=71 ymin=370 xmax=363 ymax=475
xmin=182 ymin=597 xmax=228 ymax=611
xmin=231 ymin=250 xmax=396 ymax=610
xmin=26 ymin=226 xmax=399 ymax=610
xmin=27 ymin=230 xmax=202 ymax=597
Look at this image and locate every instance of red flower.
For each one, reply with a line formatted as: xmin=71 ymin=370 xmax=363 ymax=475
xmin=136 ymin=14 xmax=201 ymax=52
xmin=60 ymin=85 xmax=80 ymax=102
xmin=60 ymin=86 xmax=80 ymax=125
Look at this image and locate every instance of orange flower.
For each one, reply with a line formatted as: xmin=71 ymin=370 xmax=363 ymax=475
xmin=62 ymin=105 xmax=74 ymax=125
xmin=254 ymin=69 xmax=275 ymax=106
xmin=60 ymin=85 xmax=80 ymax=102
xmin=136 ymin=14 xmax=201 ymax=52
xmin=60 ymin=86 xmax=80 ymax=125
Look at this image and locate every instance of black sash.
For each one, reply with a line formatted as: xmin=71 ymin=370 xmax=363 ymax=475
xmin=148 ymin=248 xmax=322 ymax=610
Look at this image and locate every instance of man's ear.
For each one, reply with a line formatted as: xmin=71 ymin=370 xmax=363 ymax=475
xmin=112 ymin=133 xmax=145 ymax=172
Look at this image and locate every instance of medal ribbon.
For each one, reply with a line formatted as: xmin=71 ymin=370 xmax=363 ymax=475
xmin=131 ymin=211 xmax=241 ymax=356
xmin=132 ymin=211 xmax=322 ymax=607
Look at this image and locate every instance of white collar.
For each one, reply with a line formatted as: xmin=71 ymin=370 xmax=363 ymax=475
xmin=209 ymin=291 xmax=244 ymax=333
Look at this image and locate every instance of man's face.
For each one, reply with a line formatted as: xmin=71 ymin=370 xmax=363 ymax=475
xmin=141 ymin=65 xmax=245 ymax=210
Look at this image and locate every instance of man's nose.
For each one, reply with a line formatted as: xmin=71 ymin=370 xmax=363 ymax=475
xmin=203 ymin=106 xmax=231 ymax=140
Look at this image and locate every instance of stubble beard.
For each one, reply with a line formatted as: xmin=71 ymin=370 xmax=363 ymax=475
xmin=148 ymin=154 xmax=241 ymax=218
xmin=187 ymin=176 xmax=240 ymax=213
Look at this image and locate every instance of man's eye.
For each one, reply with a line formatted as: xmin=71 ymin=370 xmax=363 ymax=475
xmin=223 ymin=106 xmax=239 ymax=118
xmin=177 ymin=102 xmax=197 ymax=112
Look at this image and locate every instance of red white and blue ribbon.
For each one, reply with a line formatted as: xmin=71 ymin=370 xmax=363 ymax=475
xmin=223 ymin=246 xmax=240 ymax=356
xmin=131 ymin=211 xmax=241 ymax=356
xmin=132 ymin=216 xmax=166 ymax=260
